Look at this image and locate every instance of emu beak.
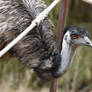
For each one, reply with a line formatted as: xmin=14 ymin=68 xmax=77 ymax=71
xmin=84 ymin=37 xmax=92 ymax=47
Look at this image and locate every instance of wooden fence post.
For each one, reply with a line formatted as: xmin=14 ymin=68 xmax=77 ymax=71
xmin=50 ymin=0 xmax=69 ymax=92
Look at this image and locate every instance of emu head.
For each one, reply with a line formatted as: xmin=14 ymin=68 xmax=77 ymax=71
xmin=63 ymin=26 xmax=92 ymax=47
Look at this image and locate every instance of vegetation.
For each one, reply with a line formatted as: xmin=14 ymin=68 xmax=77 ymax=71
xmin=0 ymin=0 xmax=92 ymax=92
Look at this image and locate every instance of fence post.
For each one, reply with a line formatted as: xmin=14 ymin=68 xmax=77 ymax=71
xmin=50 ymin=0 xmax=69 ymax=92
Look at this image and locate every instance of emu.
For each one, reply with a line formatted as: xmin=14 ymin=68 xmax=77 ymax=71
xmin=0 ymin=0 xmax=92 ymax=82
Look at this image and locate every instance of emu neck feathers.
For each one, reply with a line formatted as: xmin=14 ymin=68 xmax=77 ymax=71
xmin=57 ymin=38 xmax=76 ymax=75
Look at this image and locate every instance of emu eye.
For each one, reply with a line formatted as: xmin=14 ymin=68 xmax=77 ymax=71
xmin=71 ymin=34 xmax=78 ymax=39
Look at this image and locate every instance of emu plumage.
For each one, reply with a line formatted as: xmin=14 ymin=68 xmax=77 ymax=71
xmin=0 ymin=0 xmax=92 ymax=81
xmin=0 ymin=0 xmax=58 ymax=80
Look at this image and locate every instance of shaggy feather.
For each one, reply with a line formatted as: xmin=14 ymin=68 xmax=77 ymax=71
xmin=0 ymin=0 xmax=59 ymax=77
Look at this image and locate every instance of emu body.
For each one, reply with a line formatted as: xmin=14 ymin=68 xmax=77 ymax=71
xmin=0 ymin=0 xmax=58 ymax=80
xmin=0 ymin=0 xmax=92 ymax=81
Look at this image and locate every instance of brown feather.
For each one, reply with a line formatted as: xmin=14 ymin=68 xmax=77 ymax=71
xmin=0 ymin=0 xmax=59 ymax=80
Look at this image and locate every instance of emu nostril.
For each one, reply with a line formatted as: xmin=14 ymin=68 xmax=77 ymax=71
xmin=86 ymin=42 xmax=90 ymax=44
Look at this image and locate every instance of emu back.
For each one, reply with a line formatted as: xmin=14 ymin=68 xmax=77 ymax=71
xmin=0 ymin=0 xmax=59 ymax=79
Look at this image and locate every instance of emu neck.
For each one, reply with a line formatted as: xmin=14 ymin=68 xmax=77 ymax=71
xmin=57 ymin=39 xmax=77 ymax=75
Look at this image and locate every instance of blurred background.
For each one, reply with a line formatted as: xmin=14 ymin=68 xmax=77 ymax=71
xmin=0 ymin=0 xmax=92 ymax=92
